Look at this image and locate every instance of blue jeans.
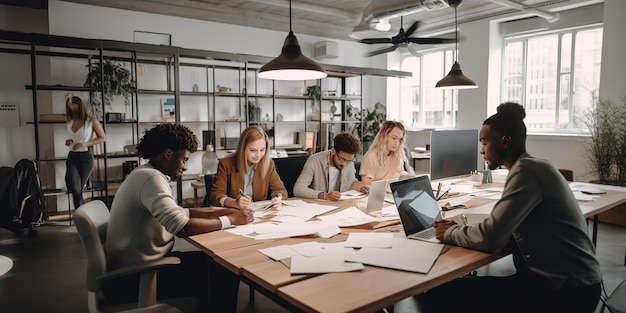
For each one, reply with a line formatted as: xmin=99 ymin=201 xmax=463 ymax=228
xmin=65 ymin=151 xmax=93 ymax=208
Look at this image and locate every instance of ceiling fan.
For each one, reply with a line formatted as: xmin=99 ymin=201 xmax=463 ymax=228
xmin=359 ymin=16 xmax=455 ymax=57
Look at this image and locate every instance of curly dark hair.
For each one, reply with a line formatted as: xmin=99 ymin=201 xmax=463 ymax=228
xmin=137 ymin=123 xmax=198 ymax=160
xmin=333 ymin=132 xmax=362 ymax=155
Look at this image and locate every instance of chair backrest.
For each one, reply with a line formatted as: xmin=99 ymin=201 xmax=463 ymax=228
xmin=74 ymin=200 xmax=110 ymax=292
xmin=273 ymin=155 xmax=310 ymax=198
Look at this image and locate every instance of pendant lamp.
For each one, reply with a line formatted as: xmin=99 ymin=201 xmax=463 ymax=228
xmin=436 ymin=0 xmax=477 ymax=89
xmin=258 ymin=0 xmax=327 ymax=80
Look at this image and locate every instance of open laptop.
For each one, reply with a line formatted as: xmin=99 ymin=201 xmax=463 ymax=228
xmin=365 ymin=180 xmax=388 ymax=213
xmin=389 ymin=175 xmax=441 ymax=243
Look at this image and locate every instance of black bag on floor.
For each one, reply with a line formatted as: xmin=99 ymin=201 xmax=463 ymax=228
xmin=13 ymin=159 xmax=44 ymax=236
xmin=0 ymin=166 xmax=18 ymax=232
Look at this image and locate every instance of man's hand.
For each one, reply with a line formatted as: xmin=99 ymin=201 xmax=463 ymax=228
xmin=433 ymin=219 xmax=457 ymax=241
xmin=326 ymin=190 xmax=341 ymax=201
xmin=227 ymin=208 xmax=253 ymax=225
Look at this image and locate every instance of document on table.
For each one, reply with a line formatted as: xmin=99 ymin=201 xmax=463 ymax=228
xmin=290 ymin=254 xmax=364 ymax=274
xmin=339 ymin=190 xmax=366 ymax=200
xmin=344 ymin=232 xmax=393 ymax=248
xmin=316 ymin=206 xmax=377 ymax=227
xmin=270 ymin=203 xmax=338 ymax=223
xmin=345 ymin=237 xmax=444 ymax=273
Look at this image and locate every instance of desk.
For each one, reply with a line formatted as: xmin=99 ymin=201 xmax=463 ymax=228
xmin=186 ymin=184 xmax=626 ymax=313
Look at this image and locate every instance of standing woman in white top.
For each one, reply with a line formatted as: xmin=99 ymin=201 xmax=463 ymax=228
xmin=359 ymin=120 xmax=414 ymax=183
xmin=65 ymin=95 xmax=105 ymax=208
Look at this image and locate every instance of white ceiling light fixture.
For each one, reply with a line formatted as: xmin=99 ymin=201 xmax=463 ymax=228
xmin=258 ymin=0 xmax=327 ymax=81
xmin=374 ymin=19 xmax=391 ymax=31
xmin=435 ymin=0 xmax=477 ymax=89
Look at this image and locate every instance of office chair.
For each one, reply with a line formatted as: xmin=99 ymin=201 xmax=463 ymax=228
xmin=601 ymin=279 xmax=626 ymax=313
xmin=203 ymin=174 xmax=215 ymax=207
xmin=74 ymin=200 xmax=198 ymax=313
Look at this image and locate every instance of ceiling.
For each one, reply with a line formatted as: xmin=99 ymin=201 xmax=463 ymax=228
xmin=2 ymin=0 xmax=603 ymax=41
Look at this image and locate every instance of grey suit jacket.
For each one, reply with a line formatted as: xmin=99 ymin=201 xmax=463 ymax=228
xmin=293 ymin=150 xmax=358 ymax=199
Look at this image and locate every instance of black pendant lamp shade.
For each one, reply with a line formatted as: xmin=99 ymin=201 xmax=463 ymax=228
xmin=258 ymin=0 xmax=326 ymax=80
xmin=435 ymin=61 xmax=477 ymax=89
xmin=435 ymin=1 xmax=477 ymax=89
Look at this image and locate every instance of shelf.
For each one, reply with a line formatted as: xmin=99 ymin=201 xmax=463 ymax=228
xmin=94 ymin=153 xmax=138 ymax=159
xmin=137 ymin=89 xmax=175 ymax=95
xmin=215 ymin=92 xmax=244 ymax=97
xmin=180 ymin=91 xmax=212 ymax=96
xmin=322 ymin=95 xmax=361 ymax=101
xmin=25 ymin=84 xmax=91 ymax=92
xmin=105 ymin=119 xmax=137 ymax=124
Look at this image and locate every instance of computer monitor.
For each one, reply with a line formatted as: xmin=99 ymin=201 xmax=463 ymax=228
xmin=429 ymin=129 xmax=479 ymax=180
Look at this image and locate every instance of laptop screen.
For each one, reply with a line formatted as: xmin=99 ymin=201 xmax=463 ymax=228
xmin=390 ymin=176 xmax=442 ymax=236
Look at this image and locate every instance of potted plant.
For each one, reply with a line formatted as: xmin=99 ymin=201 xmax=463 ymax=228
xmin=84 ymin=59 xmax=135 ymax=120
xmin=306 ymin=85 xmax=321 ymax=119
xmin=583 ymin=96 xmax=626 ymax=225
xmin=348 ymin=102 xmax=387 ymax=151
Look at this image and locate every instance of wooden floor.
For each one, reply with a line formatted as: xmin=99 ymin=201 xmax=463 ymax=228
xmin=0 ymin=220 xmax=624 ymax=313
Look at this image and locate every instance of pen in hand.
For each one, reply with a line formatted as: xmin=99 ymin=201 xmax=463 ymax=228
xmin=238 ymin=188 xmax=251 ymax=200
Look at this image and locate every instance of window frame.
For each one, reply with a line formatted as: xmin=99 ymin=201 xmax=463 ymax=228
xmin=501 ymin=24 xmax=603 ymax=134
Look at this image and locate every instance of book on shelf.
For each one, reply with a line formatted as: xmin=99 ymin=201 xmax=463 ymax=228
xmin=294 ymin=131 xmax=317 ymax=154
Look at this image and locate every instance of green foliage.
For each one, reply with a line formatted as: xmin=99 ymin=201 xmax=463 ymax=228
xmin=84 ymin=59 xmax=135 ymax=119
xmin=306 ymin=85 xmax=321 ymax=112
xmin=348 ymin=102 xmax=387 ymax=143
xmin=583 ymin=96 xmax=626 ymax=186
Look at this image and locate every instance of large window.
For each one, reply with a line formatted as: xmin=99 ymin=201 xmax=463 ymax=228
xmin=399 ymin=48 xmax=458 ymax=128
xmin=502 ymin=26 xmax=603 ymax=132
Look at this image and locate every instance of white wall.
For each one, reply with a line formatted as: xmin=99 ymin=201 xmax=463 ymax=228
xmin=0 ymin=5 xmax=49 ymax=167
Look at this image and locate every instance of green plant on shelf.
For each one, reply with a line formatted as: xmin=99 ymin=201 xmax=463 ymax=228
xmin=84 ymin=59 xmax=135 ymax=120
xmin=348 ymin=102 xmax=387 ymax=144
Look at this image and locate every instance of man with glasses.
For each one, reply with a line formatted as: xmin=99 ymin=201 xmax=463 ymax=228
xmin=294 ymin=132 xmax=369 ymax=201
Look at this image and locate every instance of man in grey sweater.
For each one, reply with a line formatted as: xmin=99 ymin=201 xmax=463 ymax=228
xmin=423 ymin=103 xmax=602 ymax=313
xmin=294 ymin=132 xmax=368 ymax=201
xmin=104 ymin=123 xmax=252 ymax=312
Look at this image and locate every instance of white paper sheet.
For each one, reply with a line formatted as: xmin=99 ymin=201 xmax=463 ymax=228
xmin=345 ymin=237 xmax=444 ymax=273
xmin=258 ymin=244 xmax=300 ymax=261
xmin=340 ymin=190 xmax=367 ymax=200
xmin=344 ymin=232 xmax=393 ymax=248
xmin=316 ymin=206 xmax=376 ymax=227
xmin=290 ymin=254 xmax=364 ymax=274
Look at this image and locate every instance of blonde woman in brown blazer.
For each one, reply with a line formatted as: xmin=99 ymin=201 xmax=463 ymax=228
xmin=210 ymin=126 xmax=287 ymax=209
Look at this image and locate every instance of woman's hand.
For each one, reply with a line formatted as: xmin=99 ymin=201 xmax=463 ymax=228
xmin=359 ymin=185 xmax=370 ymax=194
xmin=72 ymin=142 xmax=85 ymax=150
xmin=65 ymin=139 xmax=73 ymax=147
xmin=270 ymin=194 xmax=282 ymax=208
xmin=236 ymin=195 xmax=251 ymax=210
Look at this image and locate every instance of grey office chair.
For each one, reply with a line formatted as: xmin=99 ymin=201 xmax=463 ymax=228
xmin=74 ymin=200 xmax=198 ymax=313
xmin=601 ymin=279 xmax=626 ymax=313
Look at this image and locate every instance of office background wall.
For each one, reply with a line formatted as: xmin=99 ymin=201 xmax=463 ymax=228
xmin=2 ymin=1 xmax=626 ymax=185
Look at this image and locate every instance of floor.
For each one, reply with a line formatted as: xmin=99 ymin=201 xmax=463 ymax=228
xmin=0 ymin=220 xmax=624 ymax=313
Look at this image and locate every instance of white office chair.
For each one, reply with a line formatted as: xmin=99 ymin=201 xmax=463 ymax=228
xmin=74 ymin=200 xmax=198 ymax=313
xmin=601 ymin=279 xmax=626 ymax=313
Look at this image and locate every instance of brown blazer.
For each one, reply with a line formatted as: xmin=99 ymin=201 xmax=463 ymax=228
xmin=210 ymin=156 xmax=287 ymax=206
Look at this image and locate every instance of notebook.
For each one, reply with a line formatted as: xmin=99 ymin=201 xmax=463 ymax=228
xmin=389 ymin=175 xmax=441 ymax=243
xmin=365 ymin=180 xmax=388 ymax=213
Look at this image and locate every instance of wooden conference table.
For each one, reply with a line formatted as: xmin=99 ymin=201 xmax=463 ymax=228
xmin=185 ymin=179 xmax=626 ymax=313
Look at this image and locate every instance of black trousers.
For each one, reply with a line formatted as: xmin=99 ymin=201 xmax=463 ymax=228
xmin=65 ymin=151 xmax=93 ymax=208
xmin=420 ymin=273 xmax=601 ymax=313
xmin=102 ymin=251 xmax=240 ymax=312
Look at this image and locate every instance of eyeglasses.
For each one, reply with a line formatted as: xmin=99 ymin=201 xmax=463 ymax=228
xmin=336 ymin=153 xmax=355 ymax=164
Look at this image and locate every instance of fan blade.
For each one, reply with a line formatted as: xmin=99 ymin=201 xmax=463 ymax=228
xmin=406 ymin=37 xmax=456 ymax=45
xmin=405 ymin=21 xmax=420 ymax=38
xmin=406 ymin=45 xmax=420 ymax=58
xmin=359 ymin=38 xmax=393 ymax=44
xmin=366 ymin=45 xmax=399 ymax=57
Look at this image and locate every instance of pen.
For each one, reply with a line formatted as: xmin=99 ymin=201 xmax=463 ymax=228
xmin=238 ymin=188 xmax=251 ymax=200
xmin=462 ymin=213 xmax=469 ymax=226
xmin=437 ymin=188 xmax=451 ymax=201
xmin=435 ymin=182 xmax=442 ymax=199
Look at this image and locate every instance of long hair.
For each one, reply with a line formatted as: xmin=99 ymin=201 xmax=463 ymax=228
xmin=369 ymin=120 xmax=409 ymax=166
xmin=65 ymin=95 xmax=88 ymax=122
xmin=234 ymin=126 xmax=271 ymax=176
